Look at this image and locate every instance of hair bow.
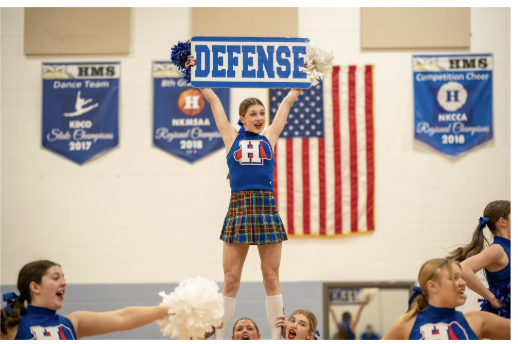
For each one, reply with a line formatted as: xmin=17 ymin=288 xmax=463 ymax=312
xmin=3 ymin=292 xmax=19 ymax=316
xmin=237 ymin=119 xmax=245 ymax=134
xmin=407 ymin=286 xmax=422 ymax=311
xmin=476 ymin=217 xmax=490 ymax=244
xmin=314 ymin=329 xmax=320 ymax=340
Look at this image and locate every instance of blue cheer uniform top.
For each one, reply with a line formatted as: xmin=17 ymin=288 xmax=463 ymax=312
xmin=227 ymin=132 xmax=275 ymax=193
xmin=484 ymin=236 xmax=510 ymax=289
xmin=409 ymin=305 xmax=478 ymax=340
xmin=480 ymin=236 xmax=511 ymax=318
xmin=15 ymin=304 xmax=77 ymax=340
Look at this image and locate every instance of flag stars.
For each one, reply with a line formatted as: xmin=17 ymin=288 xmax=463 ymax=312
xmin=295 ymin=131 xmax=299 ymax=135
xmin=289 ymin=125 xmax=293 ymax=130
xmin=294 ymin=108 xmax=299 ymax=113
xmin=305 ymin=96 xmax=310 ymax=101
xmin=294 ymin=119 xmax=299 ymax=124
xmin=316 ymin=119 xmax=321 ymax=124
xmin=311 ymin=125 xmax=316 ymax=129
xmin=299 ymin=102 xmax=304 ymax=107
xmin=300 ymin=114 xmax=305 ymax=118
xmin=306 ymin=131 xmax=310 ymax=135
xmin=289 ymin=114 xmax=293 ymax=119
xmin=306 ymin=120 xmax=311 ymax=124
xmin=317 ymin=131 xmax=321 ymax=135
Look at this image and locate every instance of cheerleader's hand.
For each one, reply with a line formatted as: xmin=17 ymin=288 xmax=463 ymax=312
xmin=185 ymin=55 xmax=197 ymax=68
xmin=276 ymin=311 xmax=287 ymax=339
xmin=304 ymin=60 xmax=316 ymax=70
xmin=489 ymin=295 xmax=502 ymax=309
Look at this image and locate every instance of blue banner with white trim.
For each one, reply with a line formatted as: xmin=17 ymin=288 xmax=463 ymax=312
xmin=42 ymin=62 xmax=119 ymax=164
xmin=153 ymin=61 xmax=229 ymax=163
xmin=190 ymin=37 xmax=311 ymax=88
xmin=413 ymin=54 xmax=493 ymax=158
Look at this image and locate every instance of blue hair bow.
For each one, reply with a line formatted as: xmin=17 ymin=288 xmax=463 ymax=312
xmin=314 ymin=330 xmax=320 ymax=340
xmin=476 ymin=217 xmax=490 ymax=244
xmin=3 ymin=292 xmax=19 ymax=316
xmin=407 ymin=286 xmax=422 ymax=311
xmin=237 ymin=119 xmax=245 ymax=134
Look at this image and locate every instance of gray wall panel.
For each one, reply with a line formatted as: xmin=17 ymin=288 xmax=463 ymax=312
xmin=1 ymin=282 xmax=322 ymax=340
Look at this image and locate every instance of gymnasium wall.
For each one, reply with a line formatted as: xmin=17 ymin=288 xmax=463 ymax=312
xmin=1 ymin=7 xmax=510 ymax=340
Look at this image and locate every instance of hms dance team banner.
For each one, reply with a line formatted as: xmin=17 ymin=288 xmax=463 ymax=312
xmin=42 ymin=62 xmax=119 ymax=164
xmin=413 ymin=54 xmax=493 ymax=158
xmin=152 ymin=61 xmax=230 ymax=163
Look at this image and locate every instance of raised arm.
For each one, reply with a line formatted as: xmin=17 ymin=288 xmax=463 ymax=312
xmin=199 ymin=87 xmax=237 ymax=150
xmin=329 ymin=308 xmax=339 ymax=328
xmin=67 ymin=305 xmax=169 ymax=339
xmin=460 ymin=245 xmax=505 ymax=308
xmin=350 ymin=301 xmax=368 ymax=334
xmin=263 ymin=89 xmax=301 ymax=148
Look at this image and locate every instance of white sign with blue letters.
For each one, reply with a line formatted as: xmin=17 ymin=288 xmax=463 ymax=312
xmin=190 ymin=37 xmax=311 ymax=88
xmin=413 ymin=54 xmax=493 ymax=158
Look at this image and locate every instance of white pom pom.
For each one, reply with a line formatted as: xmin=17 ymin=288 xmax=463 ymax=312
xmin=156 ymin=276 xmax=224 ymax=340
xmin=357 ymin=288 xmax=377 ymax=304
xmin=303 ymin=41 xmax=334 ymax=86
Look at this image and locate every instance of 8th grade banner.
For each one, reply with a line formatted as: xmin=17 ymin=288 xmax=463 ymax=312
xmin=42 ymin=62 xmax=119 ymax=164
xmin=153 ymin=61 xmax=230 ymax=163
xmin=190 ymin=37 xmax=311 ymax=89
xmin=413 ymin=54 xmax=493 ymax=158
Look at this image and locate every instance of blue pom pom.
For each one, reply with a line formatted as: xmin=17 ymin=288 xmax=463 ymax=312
xmin=479 ymin=282 xmax=510 ymax=319
xmin=171 ymin=40 xmax=192 ymax=83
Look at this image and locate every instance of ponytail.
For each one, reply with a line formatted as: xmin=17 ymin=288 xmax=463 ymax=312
xmin=448 ymin=200 xmax=510 ymax=262
xmin=1 ymin=293 xmax=26 ymax=335
xmin=447 ymin=218 xmax=488 ymax=262
xmin=400 ymin=288 xmax=428 ymax=323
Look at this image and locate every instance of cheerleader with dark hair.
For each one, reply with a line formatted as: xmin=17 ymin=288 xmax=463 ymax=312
xmin=1 ymin=260 xmax=170 ymax=340
xmin=447 ymin=200 xmax=510 ymax=318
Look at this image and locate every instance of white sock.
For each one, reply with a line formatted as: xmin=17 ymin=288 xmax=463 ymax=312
xmin=215 ymin=296 xmax=236 ymax=340
xmin=266 ymin=294 xmax=284 ymax=340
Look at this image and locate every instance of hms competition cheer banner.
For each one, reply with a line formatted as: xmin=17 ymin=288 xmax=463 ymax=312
xmin=413 ymin=54 xmax=493 ymax=158
xmin=153 ymin=61 xmax=230 ymax=163
xmin=42 ymin=62 xmax=119 ymax=164
xmin=190 ymin=37 xmax=311 ymax=88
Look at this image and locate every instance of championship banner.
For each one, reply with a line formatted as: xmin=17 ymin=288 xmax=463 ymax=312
xmin=413 ymin=54 xmax=493 ymax=158
xmin=190 ymin=37 xmax=311 ymax=88
xmin=42 ymin=62 xmax=119 ymax=164
xmin=153 ymin=61 xmax=230 ymax=163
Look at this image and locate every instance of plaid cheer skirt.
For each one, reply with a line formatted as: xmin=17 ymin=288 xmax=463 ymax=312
xmin=220 ymin=190 xmax=288 ymax=245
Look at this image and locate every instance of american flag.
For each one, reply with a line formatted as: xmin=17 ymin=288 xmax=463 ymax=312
xmin=270 ymin=65 xmax=374 ymax=237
